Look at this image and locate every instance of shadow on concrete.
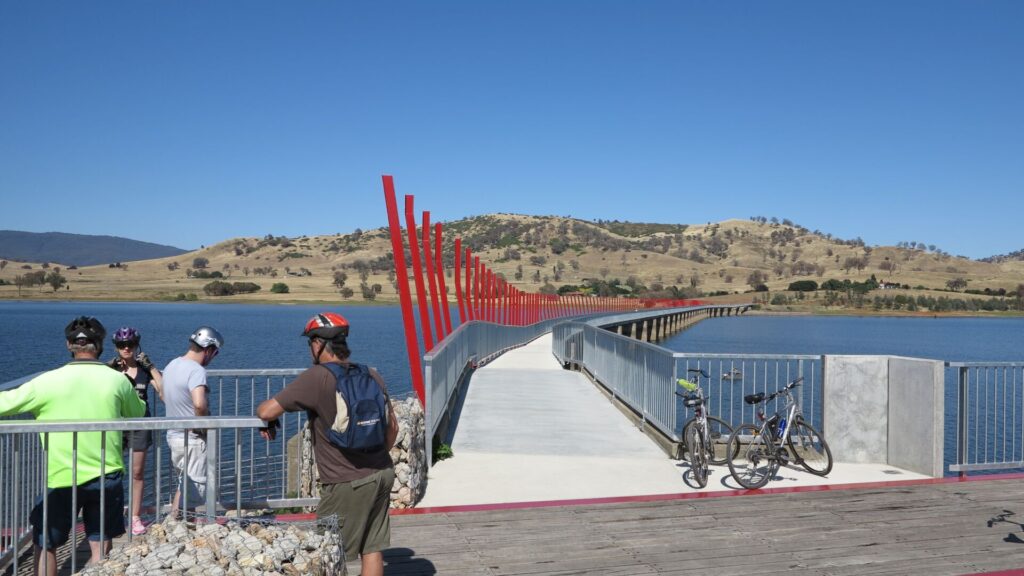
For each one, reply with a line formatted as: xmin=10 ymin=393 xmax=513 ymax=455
xmin=383 ymin=547 xmax=437 ymax=575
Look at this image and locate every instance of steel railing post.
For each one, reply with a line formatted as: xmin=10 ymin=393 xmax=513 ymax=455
xmin=206 ymin=429 xmax=218 ymax=522
xmin=958 ymin=366 xmax=969 ymax=479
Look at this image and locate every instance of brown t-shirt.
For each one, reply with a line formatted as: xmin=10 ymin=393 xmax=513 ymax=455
xmin=274 ymin=362 xmax=393 ymax=484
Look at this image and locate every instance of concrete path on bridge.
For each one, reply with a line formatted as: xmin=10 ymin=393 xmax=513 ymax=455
xmin=418 ymin=334 xmax=929 ymax=508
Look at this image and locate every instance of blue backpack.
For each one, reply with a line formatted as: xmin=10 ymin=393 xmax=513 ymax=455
xmin=322 ymin=362 xmax=389 ymax=452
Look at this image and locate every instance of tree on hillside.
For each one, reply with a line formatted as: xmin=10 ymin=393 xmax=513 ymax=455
xmin=746 ymin=270 xmax=768 ymax=290
xmin=946 ymin=278 xmax=968 ymax=292
xmin=193 ymin=257 xmax=209 ymax=269
xmin=46 ymin=270 xmax=66 ymax=292
xmin=0 ymin=260 xmax=7 ymax=271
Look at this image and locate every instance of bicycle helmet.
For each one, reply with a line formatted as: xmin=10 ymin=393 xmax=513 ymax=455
xmin=189 ymin=326 xmax=224 ymax=349
xmin=112 ymin=326 xmax=141 ymax=346
xmin=65 ymin=316 xmax=106 ymax=354
xmin=302 ymin=312 xmax=349 ymax=340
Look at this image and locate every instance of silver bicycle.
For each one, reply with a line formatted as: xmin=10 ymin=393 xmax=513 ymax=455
xmin=677 ymin=368 xmax=735 ymax=489
xmin=725 ymin=376 xmax=833 ymax=489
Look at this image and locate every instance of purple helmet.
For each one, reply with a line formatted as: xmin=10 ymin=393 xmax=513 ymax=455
xmin=112 ymin=326 xmax=141 ymax=345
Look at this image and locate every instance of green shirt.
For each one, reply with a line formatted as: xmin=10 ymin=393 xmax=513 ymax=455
xmin=0 ymin=360 xmax=146 ymax=488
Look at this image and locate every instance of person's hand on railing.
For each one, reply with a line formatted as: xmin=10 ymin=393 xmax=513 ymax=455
xmin=260 ymin=419 xmax=280 ymax=441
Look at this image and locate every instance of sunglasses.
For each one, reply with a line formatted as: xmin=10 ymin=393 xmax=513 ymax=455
xmin=115 ymin=341 xmax=137 ymax=349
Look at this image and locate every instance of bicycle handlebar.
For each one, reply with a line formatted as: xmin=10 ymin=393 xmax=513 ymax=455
xmin=763 ymin=377 xmax=804 ymax=403
xmin=686 ymin=368 xmax=709 ymax=379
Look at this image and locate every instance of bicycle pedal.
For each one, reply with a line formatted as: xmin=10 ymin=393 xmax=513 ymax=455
xmin=777 ymin=451 xmax=790 ymax=465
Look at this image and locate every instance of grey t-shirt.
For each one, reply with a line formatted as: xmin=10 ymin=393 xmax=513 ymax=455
xmin=162 ymin=356 xmax=207 ymax=441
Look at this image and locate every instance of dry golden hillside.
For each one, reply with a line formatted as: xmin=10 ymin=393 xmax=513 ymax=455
xmin=1 ymin=215 xmax=1022 ymax=306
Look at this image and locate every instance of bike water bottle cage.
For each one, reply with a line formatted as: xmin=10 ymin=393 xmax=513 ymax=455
xmin=744 ymin=392 xmax=765 ymax=405
xmin=677 ymin=379 xmax=697 ymax=392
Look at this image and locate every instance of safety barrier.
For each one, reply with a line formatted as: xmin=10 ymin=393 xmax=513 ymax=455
xmin=949 ymin=362 xmax=1024 ymax=475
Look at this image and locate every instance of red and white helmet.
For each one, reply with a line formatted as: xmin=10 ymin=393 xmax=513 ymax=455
xmin=302 ymin=312 xmax=349 ymax=340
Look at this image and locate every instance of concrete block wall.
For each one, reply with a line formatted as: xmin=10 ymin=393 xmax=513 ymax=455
xmin=823 ymin=355 xmax=945 ymax=478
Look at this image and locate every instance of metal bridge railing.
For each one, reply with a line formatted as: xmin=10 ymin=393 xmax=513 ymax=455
xmin=948 ymin=362 xmax=1024 ymax=475
xmin=0 ymin=416 xmax=269 ymax=575
xmin=0 ymin=369 xmax=312 ymax=574
xmin=553 ymin=320 xmax=823 ymax=442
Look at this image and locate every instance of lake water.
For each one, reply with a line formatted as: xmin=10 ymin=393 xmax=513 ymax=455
xmin=4 ymin=302 xmax=1023 ymax=388
xmin=0 ymin=301 xmax=416 ymax=396
xmin=659 ymin=315 xmax=1024 ymax=362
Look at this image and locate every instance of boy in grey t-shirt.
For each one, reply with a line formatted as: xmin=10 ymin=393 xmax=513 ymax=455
xmin=163 ymin=326 xmax=223 ymax=517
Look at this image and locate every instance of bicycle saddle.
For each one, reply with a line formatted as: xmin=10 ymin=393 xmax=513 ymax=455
xmin=744 ymin=392 xmax=765 ymax=405
xmin=683 ymin=394 xmax=703 ymax=408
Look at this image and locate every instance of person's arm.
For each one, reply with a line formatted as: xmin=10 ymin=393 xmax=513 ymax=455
xmin=256 ymin=398 xmax=284 ymax=441
xmin=385 ymin=402 xmax=399 ymax=451
xmin=149 ymin=368 xmax=164 ymax=401
xmin=191 ymin=385 xmax=209 ymax=417
xmin=0 ymin=380 xmax=40 ymax=417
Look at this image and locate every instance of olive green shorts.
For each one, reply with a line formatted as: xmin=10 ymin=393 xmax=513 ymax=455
xmin=318 ymin=467 xmax=395 ymax=561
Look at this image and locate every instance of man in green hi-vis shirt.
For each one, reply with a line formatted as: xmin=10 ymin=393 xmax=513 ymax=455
xmin=0 ymin=316 xmax=145 ymax=576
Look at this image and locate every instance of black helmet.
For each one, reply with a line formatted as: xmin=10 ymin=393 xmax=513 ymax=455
xmin=65 ymin=316 xmax=106 ymax=351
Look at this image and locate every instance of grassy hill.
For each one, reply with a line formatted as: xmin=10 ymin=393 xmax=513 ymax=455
xmin=1 ymin=215 xmax=1022 ymax=312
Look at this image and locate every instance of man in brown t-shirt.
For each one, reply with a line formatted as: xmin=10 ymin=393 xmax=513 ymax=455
xmin=257 ymin=312 xmax=398 ymax=576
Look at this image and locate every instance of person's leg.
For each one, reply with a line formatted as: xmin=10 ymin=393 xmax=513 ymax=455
xmin=131 ymin=449 xmax=146 ymax=519
xmin=81 ymin=471 xmax=126 ymax=564
xmin=358 ymin=468 xmax=395 ymax=576
xmin=86 ymin=539 xmax=112 ymax=565
xmin=168 ymin=436 xmax=185 ymax=519
xmin=33 ymin=545 xmax=57 ymax=576
xmin=360 ymin=551 xmax=384 ymax=576
xmin=30 ymin=488 xmax=72 ymax=576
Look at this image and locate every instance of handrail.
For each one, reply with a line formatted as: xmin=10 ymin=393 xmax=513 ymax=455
xmin=0 ymin=415 xmax=270 ymax=574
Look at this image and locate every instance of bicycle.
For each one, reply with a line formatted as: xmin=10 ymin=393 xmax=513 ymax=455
xmin=725 ymin=376 xmax=833 ymax=489
xmin=677 ymin=368 xmax=735 ymax=488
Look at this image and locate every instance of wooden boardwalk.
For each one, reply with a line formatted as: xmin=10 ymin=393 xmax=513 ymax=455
xmin=382 ymin=475 xmax=1024 ymax=576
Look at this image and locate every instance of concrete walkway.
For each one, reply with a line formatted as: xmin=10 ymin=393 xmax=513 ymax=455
xmin=419 ymin=334 xmax=928 ymax=508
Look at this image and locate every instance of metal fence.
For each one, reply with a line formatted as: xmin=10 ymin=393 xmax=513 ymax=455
xmin=0 ymin=369 xmax=309 ymax=573
xmin=552 ymin=320 xmax=823 ymax=443
xmin=948 ymin=362 xmax=1024 ymax=475
xmin=0 ymin=416 xmax=266 ymax=575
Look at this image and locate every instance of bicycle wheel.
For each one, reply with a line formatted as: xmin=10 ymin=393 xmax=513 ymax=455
xmin=727 ymin=424 xmax=778 ymax=489
xmin=687 ymin=422 xmax=708 ymax=488
xmin=682 ymin=416 xmax=735 ymax=465
xmin=787 ymin=419 xmax=833 ymax=476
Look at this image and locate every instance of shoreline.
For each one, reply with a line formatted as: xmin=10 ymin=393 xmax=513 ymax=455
xmin=2 ymin=295 xmax=1023 ymax=319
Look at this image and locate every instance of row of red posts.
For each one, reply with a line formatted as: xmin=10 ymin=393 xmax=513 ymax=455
xmin=382 ymin=175 xmax=703 ymax=406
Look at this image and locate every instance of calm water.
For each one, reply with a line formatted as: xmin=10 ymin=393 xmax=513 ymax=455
xmin=660 ymin=315 xmax=1024 ymax=362
xmin=0 ymin=301 xmax=416 ymax=396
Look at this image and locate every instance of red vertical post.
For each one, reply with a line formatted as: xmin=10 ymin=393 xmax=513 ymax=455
xmin=473 ymin=256 xmax=482 ymax=320
xmin=454 ymin=238 xmax=465 ymax=326
xmin=436 ymin=223 xmax=454 ymax=335
xmin=383 ymin=176 xmax=425 ymax=406
xmin=404 ymin=196 xmax=434 ymax=351
xmin=421 ymin=212 xmax=445 ymax=341
xmin=464 ymin=248 xmax=474 ymax=321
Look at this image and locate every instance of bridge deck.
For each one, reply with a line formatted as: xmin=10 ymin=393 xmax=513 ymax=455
xmin=420 ymin=334 xmax=928 ymax=508
xmin=389 ymin=476 xmax=1024 ymax=575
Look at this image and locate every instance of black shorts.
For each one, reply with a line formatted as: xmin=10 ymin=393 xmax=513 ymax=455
xmin=30 ymin=471 xmax=125 ymax=548
xmin=123 ymin=429 xmax=153 ymax=452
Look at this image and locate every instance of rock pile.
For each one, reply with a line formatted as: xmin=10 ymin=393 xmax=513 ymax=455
xmin=389 ymin=395 xmax=426 ymax=508
xmin=78 ymin=517 xmax=344 ymax=576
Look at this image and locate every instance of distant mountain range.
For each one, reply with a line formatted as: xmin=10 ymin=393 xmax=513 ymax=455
xmin=0 ymin=231 xmax=187 ymax=267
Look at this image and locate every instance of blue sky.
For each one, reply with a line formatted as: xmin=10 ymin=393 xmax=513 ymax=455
xmin=1 ymin=2 xmax=1021 ymax=259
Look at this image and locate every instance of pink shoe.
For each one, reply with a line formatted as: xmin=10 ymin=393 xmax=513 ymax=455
xmin=131 ymin=516 xmax=147 ymax=536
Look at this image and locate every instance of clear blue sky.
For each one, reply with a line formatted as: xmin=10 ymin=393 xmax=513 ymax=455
xmin=1 ymin=2 xmax=1021 ymax=259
